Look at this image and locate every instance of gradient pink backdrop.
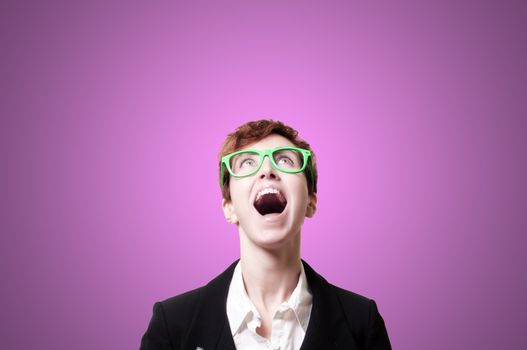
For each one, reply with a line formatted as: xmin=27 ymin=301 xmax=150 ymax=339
xmin=1 ymin=1 xmax=526 ymax=349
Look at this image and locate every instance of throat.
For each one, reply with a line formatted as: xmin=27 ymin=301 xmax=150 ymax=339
xmin=238 ymin=255 xmax=303 ymax=312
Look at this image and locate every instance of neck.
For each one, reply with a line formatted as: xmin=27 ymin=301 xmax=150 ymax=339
xmin=238 ymin=230 xmax=302 ymax=314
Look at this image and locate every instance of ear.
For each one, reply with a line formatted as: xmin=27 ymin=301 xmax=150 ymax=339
xmin=305 ymin=193 xmax=317 ymax=218
xmin=222 ymin=198 xmax=239 ymax=225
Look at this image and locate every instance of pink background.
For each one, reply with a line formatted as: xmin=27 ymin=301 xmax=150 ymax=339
xmin=1 ymin=1 xmax=526 ymax=349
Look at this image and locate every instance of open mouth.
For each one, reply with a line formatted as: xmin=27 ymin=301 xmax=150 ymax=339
xmin=253 ymin=188 xmax=287 ymax=216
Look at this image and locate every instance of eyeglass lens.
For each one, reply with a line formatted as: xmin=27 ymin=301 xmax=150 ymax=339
xmin=230 ymin=150 xmax=304 ymax=176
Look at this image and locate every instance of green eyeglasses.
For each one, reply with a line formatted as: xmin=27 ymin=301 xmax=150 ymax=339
xmin=220 ymin=147 xmax=314 ymax=191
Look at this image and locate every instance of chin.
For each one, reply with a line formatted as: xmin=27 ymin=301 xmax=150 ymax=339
xmin=246 ymin=226 xmax=299 ymax=249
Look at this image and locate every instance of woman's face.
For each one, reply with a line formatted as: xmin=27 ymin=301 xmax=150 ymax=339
xmin=222 ymin=134 xmax=316 ymax=249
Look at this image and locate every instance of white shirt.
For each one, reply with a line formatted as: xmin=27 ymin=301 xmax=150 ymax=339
xmin=226 ymin=261 xmax=313 ymax=350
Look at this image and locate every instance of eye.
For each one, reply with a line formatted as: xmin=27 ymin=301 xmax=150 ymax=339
xmin=239 ymin=158 xmax=256 ymax=168
xmin=277 ymin=156 xmax=294 ymax=166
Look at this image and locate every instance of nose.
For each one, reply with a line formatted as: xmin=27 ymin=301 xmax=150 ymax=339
xmin=258 ymin=155 xmax=279 ymax=180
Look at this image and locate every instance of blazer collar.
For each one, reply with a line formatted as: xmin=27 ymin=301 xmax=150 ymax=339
xmin=183 ymin=259 xmax=358 ymax=350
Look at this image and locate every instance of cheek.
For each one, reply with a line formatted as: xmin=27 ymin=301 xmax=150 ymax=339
xmin=229 ymin=181 xmax=251 ymax=212
xmin=228 ymin=179 xmax=243 ymax=198
xmin=290 ymin=183 xmax=310 ymax=211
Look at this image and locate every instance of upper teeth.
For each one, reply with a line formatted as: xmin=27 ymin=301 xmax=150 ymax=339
xmin=256 ymin=187 xmax=282 ymax=202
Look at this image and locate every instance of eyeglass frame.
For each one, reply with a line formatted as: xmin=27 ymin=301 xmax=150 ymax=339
xmin=220 ymin=146 xmax=314 ymax=192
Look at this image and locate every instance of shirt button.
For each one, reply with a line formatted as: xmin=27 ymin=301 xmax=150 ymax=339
xmin=271 ymin=341 xmax=280 ymax=349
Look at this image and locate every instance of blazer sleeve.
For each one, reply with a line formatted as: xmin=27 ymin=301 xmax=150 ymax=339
xmin=140 ymin=302 xmax=173 ymax=350
xmin=365 ymin=300 xmax=392 ymax=350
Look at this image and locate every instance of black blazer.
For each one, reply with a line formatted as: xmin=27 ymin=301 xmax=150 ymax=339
xmin=140 ymin=259 xmax=391 ymax=350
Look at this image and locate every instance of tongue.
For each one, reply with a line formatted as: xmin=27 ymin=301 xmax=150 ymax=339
xmin=254 ymin=193 xmax=287 ymax=216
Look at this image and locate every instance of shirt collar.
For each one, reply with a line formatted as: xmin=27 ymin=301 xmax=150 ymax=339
xmin=226 ymin=260 xmax=313 ymax=336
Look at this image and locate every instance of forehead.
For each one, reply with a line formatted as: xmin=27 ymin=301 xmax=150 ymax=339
xmin=240 ymin=134 xmax=296 ymax=151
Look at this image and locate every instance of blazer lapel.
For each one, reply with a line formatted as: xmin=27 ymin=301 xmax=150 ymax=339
xmin=182 ymin=260 xmax=238 ymax=350
xmin=182 ymin=259 xmax=359 ymax=350
xmin=299 ymin=260 xmax=359 ymax=350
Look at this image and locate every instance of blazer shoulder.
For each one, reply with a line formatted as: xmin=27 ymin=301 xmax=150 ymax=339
xmin=141 ymin=287 xmax=205 ymax=350
xmin=159 ymin=286 xmax=204 ymax=325
xmin=333 ymin=285 xmax=372 ymax=311
xmin=141 ymin=261 xmax=239 ymax=350
xmin=331 ymin=285 xmax=392 ymax=349
xmin=331 ymin=285 xmax=376 ymax=331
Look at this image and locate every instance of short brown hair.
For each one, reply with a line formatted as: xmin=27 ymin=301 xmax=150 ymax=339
xmin=219 ymin=119 xmax=318 ymax=201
